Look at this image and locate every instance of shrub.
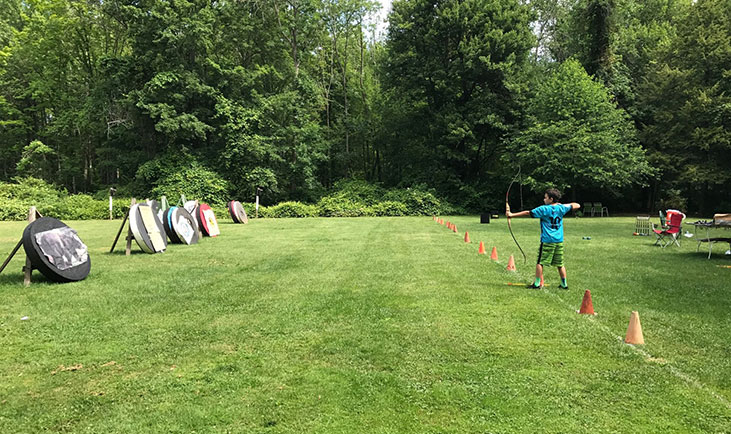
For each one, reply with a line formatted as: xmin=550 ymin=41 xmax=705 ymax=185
xmin=383 ymin=188 xmax=442 ymax=215
xmin=329 ymin=179 xmax=385 ymax=206
xmin=150 ymin=164 xmax=230 ymax=207
xmin=317 ymin=196 xmax=372 ymax=217
xmin=371 ymin=201 xmax=408 ymax=216
xmin=267 ymin=201 xmax=318 ymax=218
xmin=42 ymin=194 xmax=109 ymax=220
xmin=136 ymin=152 xmax=230 ymax=206
xmin=0 ymin=177 xmax=63 ymax=203
xmin=0 ymin=199 xmax=33 ymax=221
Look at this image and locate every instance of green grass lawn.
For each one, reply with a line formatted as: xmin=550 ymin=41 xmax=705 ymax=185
xmin=0 ymin=216 xmax=729 ymax=433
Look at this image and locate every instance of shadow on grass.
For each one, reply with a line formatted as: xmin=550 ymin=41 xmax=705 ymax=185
xmin=106 ymin=249 xmax=149 ymax=256
xmin=0 ymin=271 xmax=54 ymax=286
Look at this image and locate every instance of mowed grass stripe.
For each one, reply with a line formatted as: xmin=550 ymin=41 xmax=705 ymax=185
xmin=0 ymin=217 xmax=729 ymax=432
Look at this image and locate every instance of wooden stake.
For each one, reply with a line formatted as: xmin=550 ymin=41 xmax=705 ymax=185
xmin=0 ymin=207 xmax=41 ymax=284
xmin=0 ymin=240 xmax=23 ymax=275
xmin=109 ymin=198 xmax=136 ymax=255
xmin=23 ymin=207 xmax=42 ymax=286
xmin=125 ymin=198 xmax=136 ymax=256
xmin=194 ymin=200 xmax=202 ymax=239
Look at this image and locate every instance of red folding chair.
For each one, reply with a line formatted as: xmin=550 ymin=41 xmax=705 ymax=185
xmin=653 ymin=212 xmax=684 ymax=247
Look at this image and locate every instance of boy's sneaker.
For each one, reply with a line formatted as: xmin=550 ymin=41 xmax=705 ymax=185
xmin=527 ymin=283 xmax=543 ymax=290
xmin=559 ymin=284 xmax=569 ymax=290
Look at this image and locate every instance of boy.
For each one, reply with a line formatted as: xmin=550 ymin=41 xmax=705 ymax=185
xmin=506 ymin=188 xmax=580 ymax=289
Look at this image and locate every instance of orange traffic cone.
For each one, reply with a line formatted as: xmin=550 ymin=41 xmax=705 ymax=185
xmin=625 ymin=311 xmax=644 ymax=344
xmin=506 ymin=255 xmax=516 ymax=271
xmin=446 ymin=221 xmax=451 ymax=229
xmin=478 ymin=241 xmax=486 ymax=254
xmin=464 ymin=232 xmax=470 ymax=243
xmin=577 ymin=290 xmax=596 ymax=315
xmin=453 ymin=225 xmax=458 ymax=233
xmin=490 ymin=247 xmax=498 ymax=261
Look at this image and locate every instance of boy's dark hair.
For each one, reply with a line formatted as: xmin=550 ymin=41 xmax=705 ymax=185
xmin=545 ymin=188 xmax=562 ymax=203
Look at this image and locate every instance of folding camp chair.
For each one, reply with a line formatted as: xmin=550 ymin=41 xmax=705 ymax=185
xmin=653 ymin=212 xmax=684 ymax=247
xmin=658 ymin=210 xmax=667 ymax=228
xmin=635 ymin=216 xmax=651 ymax=236
xmin=594 ymin=202 xmax=609 ymax=217
xmin=582 ymin=202 xmax=595 ymax=217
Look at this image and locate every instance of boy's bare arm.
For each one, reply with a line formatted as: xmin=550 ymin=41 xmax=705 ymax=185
xmin=506 ymin=210 xmax=531 ymax=218
xmin=567 ymin=202 xmax=581 ymax=210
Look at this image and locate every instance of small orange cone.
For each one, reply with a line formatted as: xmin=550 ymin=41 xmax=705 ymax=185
xmin=453 ymin=225 xmax=458 ymax=233
xmin=506 ymin=255 xmax=516 ymax=271
xmin=464 ymin=231 xmax=470 ymax=243
xmin=577 ymin=290 xmax=596 ymax=315
xmin=625 ymin=311 xmax=644 ymax=344
xmin=478 ymin=241 xmax=486 ymax=254
xmin=490 ymin=247 xmax=498 ymax=261
xmin=446 ymin=221 xmax=451 ymax=229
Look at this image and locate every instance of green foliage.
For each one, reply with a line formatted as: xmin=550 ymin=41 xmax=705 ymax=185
xmin=0 ymin=177 xmax=63 ymax=203
xmin=329 ymin=180 xmax=385 ymax=206
xmin=383 ymin=188 xmax=442 ymax=216
xmin=316 ymin=196 xmax=373 ymax=217
xmin=510 ymin=60 xmax=653 ymax=193
xmin=638 ymin=0 xmax=731 ymax=214
xmin=267 ymin=201 xmax=319 ymax=218
xmin=136 ymin=152 xmax=230 ymax=206
xmin=15 ymin=140 xmax=56 ymax=179
xmin=41 ymin=194 xmax=109 ymax=220
xmin=0 ymin=199 xmax=30 ymax=221
xmin=383 ymin=0 xmax=535 ymax=198
xmin=371 ymin=201 xmax=408 ymax=217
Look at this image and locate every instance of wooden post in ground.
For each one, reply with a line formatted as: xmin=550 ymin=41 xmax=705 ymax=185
xmin=23 ymin=207 xmax=42 ymax=286
xmin=125 ymin=199 xmax=136 ymax=256
xmin=109 ymin=198 xmax=136 ymax=256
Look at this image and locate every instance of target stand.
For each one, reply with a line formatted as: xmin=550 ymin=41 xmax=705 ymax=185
xmin=110 ymin=198 xmax=171 ymax=255
xmin=110 ymin=198 xmax=136 ymax=255
xmin=0 ymin=207 xmax=42 ymax=286
xmin=1 ymin=207 xmax=91 ymax=285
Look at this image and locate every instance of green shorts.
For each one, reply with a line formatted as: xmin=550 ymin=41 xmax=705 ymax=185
xmin=537 ymin=242 xmax=565 ymax=267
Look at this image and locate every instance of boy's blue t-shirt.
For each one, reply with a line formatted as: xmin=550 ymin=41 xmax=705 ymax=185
xmin=530 ymin=204 xmax=572 ymax=243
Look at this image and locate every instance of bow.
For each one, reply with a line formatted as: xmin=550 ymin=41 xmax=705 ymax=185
xmin=506 ymin=167 xmax=527 ymax=263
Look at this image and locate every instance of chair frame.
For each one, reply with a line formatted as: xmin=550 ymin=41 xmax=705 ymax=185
xmin=593 ymin=202 xmax=609 ymax=217
xmin=653 ymin=212 xmax=684 ymax=248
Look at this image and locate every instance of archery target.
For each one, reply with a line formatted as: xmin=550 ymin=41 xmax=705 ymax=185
xmin=173 ymin=207 xmax=198 ymax=245
xmin=228 ymin=201 xmax=248 ymax=224
xmin=22 ymin=217 xmax=91 ymax=283
xmin=130 ymin=204 xmax=166 ymax=253
xmin=197 ymin=203 xmax=220 ymax=237
xmin=163 ymin=207 xmax=181 ymax=244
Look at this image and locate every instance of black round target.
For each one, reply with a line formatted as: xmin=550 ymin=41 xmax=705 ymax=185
xmin=163 ymin=207 xmax=181 ymax=244
xmin=22 ymin=217 xmax=91 ymax=283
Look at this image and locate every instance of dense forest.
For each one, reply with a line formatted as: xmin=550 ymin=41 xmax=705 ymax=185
xmin=0 ymin=0 xmax=729 ymax=214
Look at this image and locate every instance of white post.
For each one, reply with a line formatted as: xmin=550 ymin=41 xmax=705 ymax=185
xmin=255 ymin=195 xmax=259 ymax=218
xmin=109 ymin=196 xmax=113 ymax=220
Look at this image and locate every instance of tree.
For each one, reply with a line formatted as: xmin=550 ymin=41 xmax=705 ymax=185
xmin=509 ymin=60 xmax=652 ymax=196
xmin=382 ymin=0 xmax=534 ymax=208
xmin=639 ymin=0 xmax=731 ymax=213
